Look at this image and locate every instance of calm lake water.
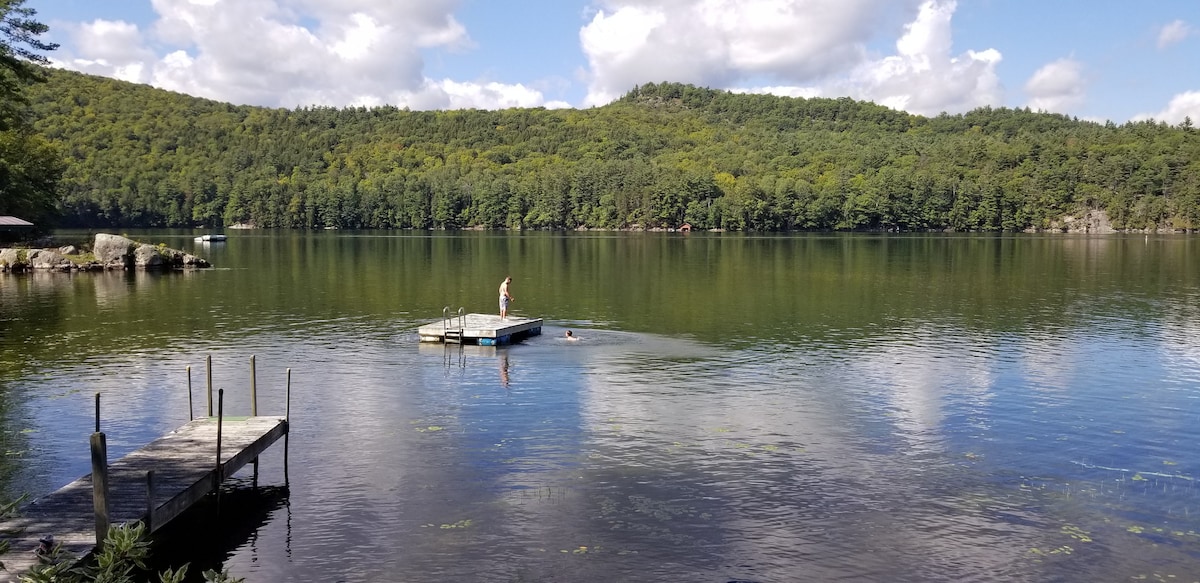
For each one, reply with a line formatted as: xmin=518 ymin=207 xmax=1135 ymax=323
xmin=2 ymin=231 xmax=1199 ymax=582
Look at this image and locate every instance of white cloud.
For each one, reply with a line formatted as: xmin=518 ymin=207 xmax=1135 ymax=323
xmin=51 ymin=0 xmax=555 ymax=111
xmin=837 ymin=0 xmax=1003 ymax=116
xmin=1158 ymin=19 xmax=1192 ymax=50
xmin=1135 ymin=91 xmax=1200 ymax=125
xmin=50 ymin=19 xmax=157 ymax=84
xmin=580 ymin=0 xmax=889 ymax=107
xmin=72 ymin=19 xmax=152 ymax=64
xmin=581 ymin=0 xmax=1003 ymax=116
xmin=431 ymin=79 xmax=562 ymax=110
xmin=50 ymin=0 xmax=1004 ymax=115
xmin=1024 ymin=58 xmax=1085 ymax=114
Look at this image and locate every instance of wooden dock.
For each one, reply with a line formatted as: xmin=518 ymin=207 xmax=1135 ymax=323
xmin=0 ymin=415 xmax=288 ymax=579
xmin=418 ymin=313 xmax=543 ymax=345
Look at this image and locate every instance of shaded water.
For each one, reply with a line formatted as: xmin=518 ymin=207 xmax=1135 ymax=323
xmin=2 ymin=231 xmax=1200 ymax=581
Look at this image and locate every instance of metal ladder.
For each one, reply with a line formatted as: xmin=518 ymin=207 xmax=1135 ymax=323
xmin=442 ymin=306 xmax=465 ymax=344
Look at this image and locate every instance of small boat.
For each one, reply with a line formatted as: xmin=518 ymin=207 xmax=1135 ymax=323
xmin=194 ymin=234 xmax=228 ymax=242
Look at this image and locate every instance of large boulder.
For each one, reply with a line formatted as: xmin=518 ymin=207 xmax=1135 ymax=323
xmin=27 ymin=249 xmax=72 ymax=271
xmin=92 ymin=233 xmax=211 ymax=270
xmin=1057 ymin=209 xmax=1115 ymax=234
xmin=134 ymin=244 xmax=167 ymax=268
xmin=93 ymin=233 xmax=137 ymax=268
xmin=1 ymin=234 xmax=209 ymax=272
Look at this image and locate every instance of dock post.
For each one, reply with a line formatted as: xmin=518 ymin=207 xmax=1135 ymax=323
xmin=215 ymin=388 xmax=224 ymax=513
xmin=250 ymin=355 xmax=257 ymax=416
xmin=250 ymin=355 xmax=259 ymax=485
xmin=284 ymin=367 xmax=291 ymax=487
xmin=94 ymin=392 xmax=100 ymax=433
xmin=187 ymin=365 xmax=193 ymax=421
xmin=90 ymin=432 xmax=110 ymax=546
xmin=216 ymin=389 xmax=224 ymax=482
xmin=285 ymin=368 xmax=291 ymax=421
xmin=206 ymin=354 xmax=213 ymax=417
xmin=145 ymin=470 xmax=155 ymax=531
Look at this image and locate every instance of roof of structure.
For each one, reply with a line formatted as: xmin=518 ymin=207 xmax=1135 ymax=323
xmin=0 ymin=216 xmax=34 ymax=227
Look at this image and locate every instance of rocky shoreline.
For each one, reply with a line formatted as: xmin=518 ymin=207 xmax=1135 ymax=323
xmin=0 ymin=233 xmax=210 ymax=273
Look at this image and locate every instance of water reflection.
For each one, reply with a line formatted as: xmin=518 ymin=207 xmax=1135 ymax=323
xmin=2 ymin=233 xmax=1200 ymax=581
xmin=499 ymin=351 xmax=509 ymax=388
xmin=150 ymin=482 xmax=291 ymax=579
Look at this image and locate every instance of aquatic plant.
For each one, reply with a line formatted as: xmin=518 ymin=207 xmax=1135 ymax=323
xmin=200 ymin=568 xmax=244 ymax=583
xmin=9 ymin=520 xmax=243 ymax=583
xmin=0 ymin=495 xmax=29 ymax=571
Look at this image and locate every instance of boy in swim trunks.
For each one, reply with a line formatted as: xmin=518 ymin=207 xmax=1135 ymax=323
xmin=499 ymin=276 xmax=513 ymax=318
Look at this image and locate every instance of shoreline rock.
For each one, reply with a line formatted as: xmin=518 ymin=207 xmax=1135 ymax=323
xmin=0 ymin=233 xmax=210 ymax=273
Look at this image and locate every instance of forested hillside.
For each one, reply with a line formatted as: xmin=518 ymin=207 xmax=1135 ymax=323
xmin=25 ymin=68 xmax=1200 ymax=231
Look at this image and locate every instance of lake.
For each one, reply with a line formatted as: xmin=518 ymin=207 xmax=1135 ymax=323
xmin=1 ymin=231 xmax=1199 ymax=582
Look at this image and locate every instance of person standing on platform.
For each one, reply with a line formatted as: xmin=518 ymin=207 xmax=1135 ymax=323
xmin=499 ymin=276 xmax=513 ymax=319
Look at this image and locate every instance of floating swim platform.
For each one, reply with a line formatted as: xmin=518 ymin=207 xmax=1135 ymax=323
xmin=418 ymin=313 xmax=542 ymax=346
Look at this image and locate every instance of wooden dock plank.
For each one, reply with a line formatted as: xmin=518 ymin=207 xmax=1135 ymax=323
xmin=418 ymin=313 xmax=543 ymax=345
xmin=0 ymin=416 xmax=287 ymax=579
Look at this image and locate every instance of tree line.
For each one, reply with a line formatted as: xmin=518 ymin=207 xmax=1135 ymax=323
xmin=0 ymin=0 xmax=63 ymax=233
xmin=7 ymin=29 xmax=1200 ymax=232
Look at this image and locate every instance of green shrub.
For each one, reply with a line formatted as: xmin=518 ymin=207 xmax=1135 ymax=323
xmin=15 ymin=521 xmax=235 ymax=583
xmin=2 ymin=497 xmax=239 ymax=583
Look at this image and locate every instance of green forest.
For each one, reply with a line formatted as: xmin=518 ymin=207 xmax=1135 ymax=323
xmin=12 ymin=68 xmax=1200 ymax=232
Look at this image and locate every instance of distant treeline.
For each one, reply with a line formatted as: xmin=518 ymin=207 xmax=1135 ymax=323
xmin=25 ymin=69 xmax=1200 ymax=231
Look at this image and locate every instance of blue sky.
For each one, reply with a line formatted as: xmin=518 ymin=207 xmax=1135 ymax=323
xmin=29 ymin=0 xmax=1200 ymax=123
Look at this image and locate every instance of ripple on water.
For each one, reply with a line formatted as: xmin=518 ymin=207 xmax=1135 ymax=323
xmin=6 ymin=304 xmax=1200 ymax=581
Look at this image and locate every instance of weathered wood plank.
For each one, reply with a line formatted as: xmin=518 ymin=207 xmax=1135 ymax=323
xmin=0 ymin=416 xmax=287 ymax=580
xmin=417 ymin=313 xmax=543 ymax=344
